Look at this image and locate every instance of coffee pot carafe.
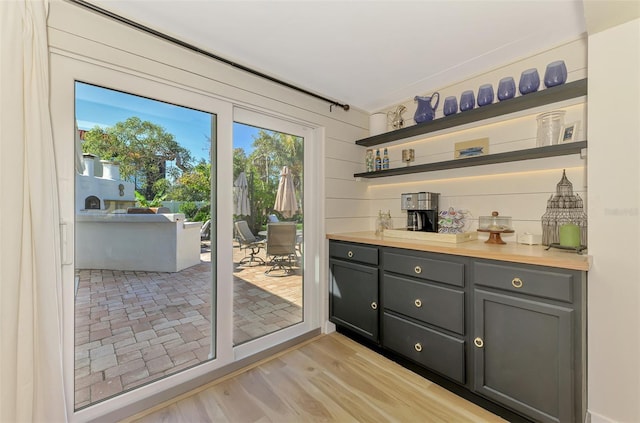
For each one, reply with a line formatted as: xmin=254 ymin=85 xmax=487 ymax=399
xmin=401 ymin=192 xmax=439 ymax=232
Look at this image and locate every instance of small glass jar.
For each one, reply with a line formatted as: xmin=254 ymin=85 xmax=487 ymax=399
xmin=383 ymin=210 xmax=393 ymax=230
xmin=536 ymin=110 xmax=566 ymax=147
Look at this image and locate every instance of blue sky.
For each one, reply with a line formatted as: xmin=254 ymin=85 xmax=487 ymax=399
xmin=75 ymin=82 xmax=258 ymax=163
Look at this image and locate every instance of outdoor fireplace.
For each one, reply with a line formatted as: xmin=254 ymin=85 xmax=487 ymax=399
xmin=84 ymin=195 xmax=100 ymax=209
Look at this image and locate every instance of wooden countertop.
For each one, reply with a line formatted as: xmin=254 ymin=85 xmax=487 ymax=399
xmin=326 ymin=231 xmax=591 ymax=271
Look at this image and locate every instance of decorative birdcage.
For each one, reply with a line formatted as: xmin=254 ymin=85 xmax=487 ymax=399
xmin=541 ymin=170 xmax=588 ymax=246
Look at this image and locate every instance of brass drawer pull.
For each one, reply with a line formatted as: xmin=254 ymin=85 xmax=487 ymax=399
xmin=414 ymin=299 xmax=422 ymax=308
xmin=414 ymin=265 xmax=422 ymax=274
xmin=474 ymin=337 xmax=484 ymax=348
xmin=370 ymin=301 xmax=378 ymax=310
xmin=347 ymin=251 xmax=354 ymax=258
xmin=512 ymin=277 xmax=523 ymax=288
xmin=414 ymin=342 xmax=422 ymax=352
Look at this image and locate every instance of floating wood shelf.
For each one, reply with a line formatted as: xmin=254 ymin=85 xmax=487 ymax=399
xmin=356 ymin=79 xmax=588 ymax=147
xmin=354 ymin=141 xmax=587 ymax=179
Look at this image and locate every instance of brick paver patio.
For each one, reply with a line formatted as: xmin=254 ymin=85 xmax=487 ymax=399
xmin=74 ymin=242 xmax=302 ymax=409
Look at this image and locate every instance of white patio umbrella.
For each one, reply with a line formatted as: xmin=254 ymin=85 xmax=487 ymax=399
xmin=233 ymin=171 xmax=251 ymax=216
xmin=274 ymin=166 xmax=298 ymax=218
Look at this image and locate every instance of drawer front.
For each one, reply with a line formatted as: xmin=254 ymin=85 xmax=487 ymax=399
xmin=474 ymin=261 xmax=573 ymax=302
xmin=383 ymin=251 xmax=464 ymax=287
xmin=383 ymin=312 xmax=465 ymax=383
xmin=330 ymin=241 xmax=378 ymax=265
xmin=383 ymin=274 xmax=464 ymax=335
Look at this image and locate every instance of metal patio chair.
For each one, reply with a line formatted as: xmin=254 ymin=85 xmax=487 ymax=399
xmin=235 ymin=220 xmax=265 ymax=266
xmin=264 ymin=223 xmax=297 ymax=276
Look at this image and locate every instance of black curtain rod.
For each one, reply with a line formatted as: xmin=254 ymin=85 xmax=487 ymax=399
xmin=67 ymin=0 xmax=350 ymax=112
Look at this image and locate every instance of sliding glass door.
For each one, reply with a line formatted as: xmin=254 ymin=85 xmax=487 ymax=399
xmin=232 ymin=120 xmax=304 ymax=345
xmin=73 ymin=82 xmax=218 ymax=409
xmin=52 ymin=53 xmax=321 ymax=419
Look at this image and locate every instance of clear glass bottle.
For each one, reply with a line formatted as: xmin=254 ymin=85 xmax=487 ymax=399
xmin=384 ymin=210 xmax=393 ymax=229
xmin=382 ymin=148 xmax=390 ymax=170
xmin=375 ymin=149 xmax=382 ymax=171
xmin=375 ymin=210 xmax=384 ymax=234
xmin=365 ymin=149 xmax=375 ymax=172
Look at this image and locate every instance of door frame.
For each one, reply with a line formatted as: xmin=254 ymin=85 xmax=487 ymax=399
xmin=231 ymin=107 xmax=323 ymax=360
xmin=50 ymin=52 xmax=325 ymax=421
xmin=51 ymin=52 xmax=235 ymax=421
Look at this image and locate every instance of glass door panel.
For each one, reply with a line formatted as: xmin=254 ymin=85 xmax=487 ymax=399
xmin=232 ymin=120 xmax=304 ymax=345
xmin=74 ymin=82 xmax=215 ymax=409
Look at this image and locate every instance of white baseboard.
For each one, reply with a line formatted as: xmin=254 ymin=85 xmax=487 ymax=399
xmin=587 ymin=410 xmax=619 ymax=423
xmin=323 ymin=320 xmax=336 ymax=334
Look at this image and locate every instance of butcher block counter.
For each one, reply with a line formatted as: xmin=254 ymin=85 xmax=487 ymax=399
xmin=326 ymin=231 xmax=591 ymax=271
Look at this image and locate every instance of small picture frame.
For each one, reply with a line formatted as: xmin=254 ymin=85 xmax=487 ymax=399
xmin=455 ymin=137 xmax=489 ymax=159
xmin=559 ymin=121 xmax=579 ymax=143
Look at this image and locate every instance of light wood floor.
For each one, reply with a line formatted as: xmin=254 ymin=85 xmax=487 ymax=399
xmin=124 ymin=333 xmax=506 ymax=422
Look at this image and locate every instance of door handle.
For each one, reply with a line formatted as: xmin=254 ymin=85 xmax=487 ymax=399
xmin=60 ymin=220 xmax=72 ymax=265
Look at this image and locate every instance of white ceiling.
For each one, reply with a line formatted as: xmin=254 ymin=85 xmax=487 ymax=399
xmin=86 ymin=0 xmax=586 ymax=113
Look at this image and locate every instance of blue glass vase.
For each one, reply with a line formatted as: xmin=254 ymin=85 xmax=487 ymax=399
xmin=497 ymin=77 xmax=516 ymax=101
xmin=460 ymin=90 xmax=475 ymax=111
xmin=477 ymin=84 xmax=494 ymax=107
xmin=519 ymin=68 xmax=540 ymax=95
xmin=544 ymin=60 xmax=567 ymax=88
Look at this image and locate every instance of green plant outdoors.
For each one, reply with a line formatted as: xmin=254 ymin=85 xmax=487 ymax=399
xmin=179 ymin=201 xmax=211 ymax=222
xmin=134 ymin=190 xmax=167 ymax=207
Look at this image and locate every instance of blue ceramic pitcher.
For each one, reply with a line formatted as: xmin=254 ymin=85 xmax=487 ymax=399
xmin=414 ymin=93 xmax=440 ymax=123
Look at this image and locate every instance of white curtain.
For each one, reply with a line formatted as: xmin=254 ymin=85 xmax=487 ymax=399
xmin=0 ymin=0 xmax=68 ymax=422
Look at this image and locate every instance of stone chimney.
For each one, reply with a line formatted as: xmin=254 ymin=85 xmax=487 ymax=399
xmin=100 ymin=160 xmax=120 ymax=180
xmin=82 ymin=154 xmax=96 ymax=177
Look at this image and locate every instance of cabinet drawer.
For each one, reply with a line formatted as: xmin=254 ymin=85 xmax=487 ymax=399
xmin=383 ymin=251 xmax=464 ymax=287
xmin=383 ymin=312 xmax=465 ymax=383
xmin=474 ymin=261 xmax=573 ymax=302
xmin=330 ymin=241 xmax=378 ymax=265
xmin=383 ymin=274 xmax=464 ymax=335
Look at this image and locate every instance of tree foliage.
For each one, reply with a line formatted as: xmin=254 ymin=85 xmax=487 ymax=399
xmin=234 ymin=130 xmax=303 ymax=231
xmin=171 ymin=160 xmax=211 ymax=202
xmin=82 ymin=117 xmax=193 ymax=199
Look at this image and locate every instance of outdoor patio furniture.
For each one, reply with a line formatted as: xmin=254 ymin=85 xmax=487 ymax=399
xmin=235 ymin=220 xmax=266 ymax=266
xmin=200 ymin=219 xmax=211 ymax=241
xmin=264 ymin=223 xmax=297 ymax=276
xmin=268 ymin=214 xmax=279 ymax=223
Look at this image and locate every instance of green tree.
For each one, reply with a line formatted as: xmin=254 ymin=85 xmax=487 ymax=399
xmin=235 ymin=130 xmax=303 ymax=231
xmin=171 ymin=160 xmax=211 ymax=202
xmin=82 ymin=117 xmax=193 ymax=199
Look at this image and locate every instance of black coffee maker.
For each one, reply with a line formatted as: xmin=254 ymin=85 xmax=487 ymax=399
xmin=401 ymin=192 xmax=439 ymax=232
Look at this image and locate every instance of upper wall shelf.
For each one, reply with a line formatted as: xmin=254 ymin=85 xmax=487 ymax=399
xmin=354 ymin=141 xmax=587 ymax=179
xmin=356 ymin=78 xmax=588 ymax=147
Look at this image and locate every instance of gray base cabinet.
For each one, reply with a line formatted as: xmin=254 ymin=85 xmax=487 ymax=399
xmin=327 ymin=241 xmax=586 ymax=423
xmin=329 ymin=241 xmax=379 ymax=342
xmin=472 ymin=260 xmax=585 ymax=423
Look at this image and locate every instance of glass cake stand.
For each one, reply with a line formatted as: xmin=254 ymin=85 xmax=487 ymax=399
xmin=477 ymin=228 xmax=514 ymax=244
